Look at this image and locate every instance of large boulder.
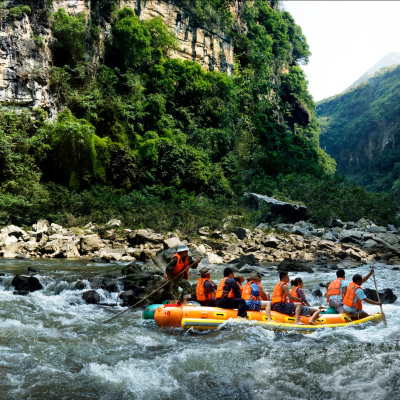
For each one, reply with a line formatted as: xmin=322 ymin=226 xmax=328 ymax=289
xmin=82 ymin=290 xmax=100 ymax=304
xmin=277 ymin=259 xmax=314 ymax=273
xmin=80 ymin=235 xmax=104 ymax=254
xmin=229 ymin=254 xmax=260 ymax=268
xmin=32 ymin=220 xmax=49 ymax=234
xmin=1 ymin=225 xmax=26 ymax=239
xmin=338 ymin=230 xmax=364 ymax=246
xmin=244 ymin=193 xmax=307 ymax=223
xmin=127 ymin=229 xmax=164 ymax=246
xmin=12 ymin=275 xmax=43 ymax=292
xmin=364 ymin=288 xmax=397 ymax=304
xmin=232 ymin=227 xmax=249 ymax=240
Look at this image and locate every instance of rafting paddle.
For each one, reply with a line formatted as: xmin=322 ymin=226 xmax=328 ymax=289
xmin=372 ymin=270 xmax=388 ymax=327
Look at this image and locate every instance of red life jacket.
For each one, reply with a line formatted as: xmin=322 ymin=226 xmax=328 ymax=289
xmin=170 ymin=253 xmax=189 ymax=280
xmin=272 ymin=281 xmax=288 ymax=305
xmin=289 ymin=286 xmax=306 ymax=305
xmin=326 ymin=277 xmax=344 ymax=303
xmin=343 ymin=281 xmax=363 ymax=310
xmin=196 ymin=277 xmax=214 ymax=301
xmin=242 ymin=280 xmax=259 ymax=301
xmin=215 ymin=277 xmax=235 ymax=299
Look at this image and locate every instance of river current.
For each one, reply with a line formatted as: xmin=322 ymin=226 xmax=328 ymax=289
xmin=0 ymin=259 xmax=399 ymax=400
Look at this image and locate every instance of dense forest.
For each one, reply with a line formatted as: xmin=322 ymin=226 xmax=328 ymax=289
xmin=318 ymin=64 xmax=400 ymax=202
xmin=0 ymin=0 xmax=397 ymax=231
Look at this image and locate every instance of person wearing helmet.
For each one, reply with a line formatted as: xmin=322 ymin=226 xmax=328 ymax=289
xmin=165 ymin=244 xmax=201 ymax=305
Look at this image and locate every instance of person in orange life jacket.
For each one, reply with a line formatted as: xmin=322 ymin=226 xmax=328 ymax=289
xmin=326 ymin=269 xmax=349 ymax=313
xmin=196 ymin=267 xmax=216 ymax=307
xmin=215 ymin=267 xmax=248 ymax=318
xmin=165 ymin=244 xmax=201 ymax=305
xmin=233 ymin=273 xmax=244 ymax=295
xmin=343 ymin=273 xmax=381 ymax=320
xmin=271 ymin=271 xmax=312 ymax=325
xmin=289 ymin=277 xmax=321 ymax=324
xmin=243 ymin=271 xmax=271 ymax=312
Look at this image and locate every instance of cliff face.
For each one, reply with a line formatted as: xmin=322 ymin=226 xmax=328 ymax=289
xmin=0 ymin=0 xmax=234 ymax=114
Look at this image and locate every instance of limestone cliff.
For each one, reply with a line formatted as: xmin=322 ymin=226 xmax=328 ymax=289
xmin=0 ymin=0 xmax=234 ymax=114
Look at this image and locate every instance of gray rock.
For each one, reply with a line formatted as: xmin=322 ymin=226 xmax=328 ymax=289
xmin=322 ymin=232 xmax=338 ymax=242
xmin=261 ymin=236 xmax=280 ymax=248
xmin=366 ymin=226 xmax=387 ymax=233
xmin=364 ymin=288 xmax=397 ymax=304
xmin=1 ymin=225 xmax=26 ymax=239
xmin=198 ymin=226 xmax=210 ymax=236
xmin=82 ymin=290 xmax=100 ymax=304
xmin=80 ymin=235 xmax=104 ymax=254
xmin=74 ymin=281 xmax=86 ymax=290
xmin=244 ymin=193 xmax=307 ymax=223
xmin=15 ymin=253 xmax=30 ymax=260
xmin=277 ymin=260 xmax=314 ymax=273
xmin=374 ymin=233 xmax=400 ymax=246
xmin=331 ymin=219 xmax=344 ymax=228
xmin=107 ymin=219 xmax=121 ymax=228
xmin=163 ymin=237 xmax=181 ymax=249
xmin=362 ymin=239 xmax=381 ymax=252
xmin=127 ymin=229 xmax=164 ymax=245
xmin=12 ymin=275 xmax=43 ymax=292
xmin=312 ymin=289 xmax=323 ymax=297
xmin=210 ymin=230 xmax=223 ymax=240
xmin=256 ymin=223 xmax=270 ymax=229
xmin=229 ymin=254 xmax=260 ymax=268
xmin=338 ymin=230 xmax=364 ymax=245
xmin=387 ymin=224 xmax=398 ymax=233
xmin=233 ymin=227 xmax=249 ymax=240
xmin=32 ymin=220 xmax=49 ymax=234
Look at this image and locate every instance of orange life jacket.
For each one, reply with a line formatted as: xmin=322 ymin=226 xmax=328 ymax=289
xmin=170 ymin=253 xmax=189 ymax=280
xmin=238 ymin=282 xmax=243 ymax=296
xmin=289 ymin=286 xmax=306 ymax=305
xmin=343 ymin=281 xmax=363 ymax=311
xmin=272 ymin=281 xmax=288 ymax=305
xmin=215 ymin=277 xmax=235 ymax=299
xmin=326 ymin=277 xmax=344 ymax=303
xmin=242 ymin=280 xmax=259 ymax=301
xmin=196 ymin=277 xmax=214 ymax=301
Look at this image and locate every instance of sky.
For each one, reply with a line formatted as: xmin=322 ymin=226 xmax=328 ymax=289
xmin=283 ymin=1 xmax=400 ymax=101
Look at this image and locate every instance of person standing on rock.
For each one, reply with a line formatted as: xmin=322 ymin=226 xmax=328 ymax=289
xmin=271 ymin=272 xmax=318 ymax=325
xmin=343 ymin=272 xmax=381 ymax=320
xmin=326 ymin=269 xmax=349 ymax=313
xmin=243 ymin=272 xmax=270 ymax=311
xmin=196 ymin=267 xmax=216 ymax=307
xmin=215 ymin=267 xmax=248 ymax=318
xmin=165 ymin=244 xmax=201 ymax=305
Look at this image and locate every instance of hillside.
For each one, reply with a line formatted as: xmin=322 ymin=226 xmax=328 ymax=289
xmin=318 ymin=63 xmax=400 ymax=199
xmin=0 ymin=0 xmax=397 ymax=229
xmin=344 ymin=52 xmax=400 ymax=92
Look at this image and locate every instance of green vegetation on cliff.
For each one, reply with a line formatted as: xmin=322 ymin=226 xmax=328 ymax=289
xmin=0 ymin=0 xmax=398 ymax=229
xmin=318 ymin=64 xmax=400 ymax=200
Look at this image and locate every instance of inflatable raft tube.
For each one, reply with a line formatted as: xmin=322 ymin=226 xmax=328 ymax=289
xmin=154 ymin=305 xmax=383 ymax=333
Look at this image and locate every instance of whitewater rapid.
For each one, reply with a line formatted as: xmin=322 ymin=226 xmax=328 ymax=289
xmin=0 ymin=259 xmax=399 ymax=400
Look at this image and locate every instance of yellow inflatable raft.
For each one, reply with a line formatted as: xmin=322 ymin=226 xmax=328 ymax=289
xmin=154 ymin=304 xmax=383 ymax=333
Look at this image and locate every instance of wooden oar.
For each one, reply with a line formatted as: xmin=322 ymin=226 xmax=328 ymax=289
xmin=103 ymin=259 xmax=201 ymax=324
xmin=372 ymin=270 xmax=388 ymax=327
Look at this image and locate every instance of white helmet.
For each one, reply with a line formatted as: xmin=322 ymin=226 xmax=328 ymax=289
xmin=177 ymin=244 xmax=189 ymax=252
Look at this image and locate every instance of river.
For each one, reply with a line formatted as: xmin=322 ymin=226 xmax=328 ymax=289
xmin=0 ymin=259 xmax=399 ymax=400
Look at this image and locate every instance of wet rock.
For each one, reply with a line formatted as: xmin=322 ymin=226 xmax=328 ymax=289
xmin=82 ymin=290 xmax=100 ymax=304
xmin=312 ymin=289 xmax=323 ymax=297
xmin=13 ymin=290 xmax=30 ymax=296
xmin=12 ymin=275 xmax=43 ymax=292
xmin=92 ymin=256 xmax=108 ymax=263
xmin=119 ymin=290 xmax=139 ymax=306
xmin=27 ymin=267 xmax=37 ymax=274
xmin=230 ymin=254 xmax=260 ymax=268
xmin=127 ymin=229 xmax=164 ymax=246
xmin=233 ymin=227 xmax=249 ymax=240
xmin=364 ymin=288 xmax=397 ymax=304
xmin=74 ymin=281 xmax=86 ymax=290
xmin=245 ymin=193 xmax=307 ymax=223
xmin=123 ymin=273 xmax=153 ymax=291
xmin=277 ymin=259 xmax=314 ymax=273
xmin=121 ymin=262 xmax=143 ymax=276
xmin=319 ymin=282 xmax=327 ymax=287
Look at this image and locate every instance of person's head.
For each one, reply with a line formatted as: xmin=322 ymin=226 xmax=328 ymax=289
xmin=290 ymin=277 xmax=303 ymax=287
xmin=247 ymin=271 xmax=261 ymax=282
xmin=198 ymin=267 xmax=211 ymax=279
xmin=352 ymin=274 xmax=362 ymax=285
xmin=177 ymin=244 xmax=189 ymax=257
xmin=234 ymin=273 xmax=244 ymax=284
xmin=223 ymin=267 xmax=234 ymax=278
xmin=279 ymin=271 xmax=289 ymax=282
xmin=337 ymin=269 xmax=345 ymax=278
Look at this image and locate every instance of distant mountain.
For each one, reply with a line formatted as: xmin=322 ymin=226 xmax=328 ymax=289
xmin=344 ymin=52 xmax=400 ymax=92
xmin=317 ymin=64 xmax=400 ymax=199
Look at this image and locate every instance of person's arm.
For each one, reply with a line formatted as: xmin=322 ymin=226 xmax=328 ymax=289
xmin=227 ymin=279 xmax=242 ymax=298
xmin=362 ymin=269 xmax=374 ymax=284
xmin=283 ymin=285 xmax=302 ymax=302
xmin=298 ymin=288 xmax=310 ymax=307
xmin=258 ymin=284 xmax=270 ymax=301
xmin=204 ymin=280 xmax=215 ymax=294
xmin=188 ymin=256 xmax=202 ymax=269
xmin=251 ymin=283 xmax=261 ymax=301
xmin=165 ymin=256 xmax=178 ymax=278
xmin=364 ymin=298 xmax=382 ymax=306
